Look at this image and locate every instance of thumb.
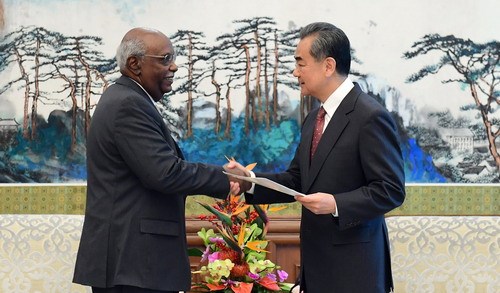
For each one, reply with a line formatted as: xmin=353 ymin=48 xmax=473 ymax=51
xmin=296 ymin=195 xmax=310 ymax=202
xmin=226 ymin=161 xmax=237 ymax=169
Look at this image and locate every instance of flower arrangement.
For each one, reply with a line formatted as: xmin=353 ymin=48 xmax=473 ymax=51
xmin=190 ymin=163 xmax=293 ymax=293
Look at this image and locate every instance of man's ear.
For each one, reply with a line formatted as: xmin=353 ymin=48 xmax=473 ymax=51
xmin=127 ymin=56 xmax=142 ymax=75
xmin=324 ymin=57 xmax=336 ymax=76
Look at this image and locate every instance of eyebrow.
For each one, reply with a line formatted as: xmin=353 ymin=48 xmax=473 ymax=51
xmin=294 ymin=56 xmax=303 ymax=61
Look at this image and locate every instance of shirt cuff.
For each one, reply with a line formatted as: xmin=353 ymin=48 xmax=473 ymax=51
xmin=331 ymin=196 xmax=338 ymax=217
xmin=247 ymin=171 xmax=256 ymax=194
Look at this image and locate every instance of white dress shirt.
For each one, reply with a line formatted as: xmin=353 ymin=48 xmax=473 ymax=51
xmin=320 ymin=77 xmax=354 ymax=216
xmin=247 ymin=77 xmax=355 ymax=217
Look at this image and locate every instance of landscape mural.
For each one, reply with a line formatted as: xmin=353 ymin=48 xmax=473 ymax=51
xmin=0 ymin=0 xmax=498 ymax=183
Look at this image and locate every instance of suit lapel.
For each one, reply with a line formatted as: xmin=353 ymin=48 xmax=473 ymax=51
xmin=304 ymin=85 xmax=361 ymax=192
xmin=301 ymin=108 xmax=316 ymax=170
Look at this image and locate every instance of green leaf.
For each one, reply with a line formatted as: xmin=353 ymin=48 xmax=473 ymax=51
xmin=252 ymin=205 xmax=269 ymax=238
xmin=279 ymin=283 xmax=294 ymax=291
xmin=246 ymin=223 xmax=263 ymax=242
xmin=217 ymin=226 xmax=243 ymax=255
xmin=188 ymin=247 xmax=204 ymax=257
xmin=198 ymin=201 xmax=233 ymax=226
xmin=197 ymin=228 xmax=217 ymax=246
xmin=253 ymin=205 xmax=268 ymax=224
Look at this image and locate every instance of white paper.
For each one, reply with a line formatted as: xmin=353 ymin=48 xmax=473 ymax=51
xmin=223 ymin=171 xmax=306 ymax=197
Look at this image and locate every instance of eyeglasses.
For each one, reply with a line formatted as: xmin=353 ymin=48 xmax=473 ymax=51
xmin=143 ymin=53 xmax=176 ymax=66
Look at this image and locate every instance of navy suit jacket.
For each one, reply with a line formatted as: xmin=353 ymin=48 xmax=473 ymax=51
xmin=73 ymin=76 xmax=229 ymax=291
xmin=246 ymin=84 xmax=405 ymax=292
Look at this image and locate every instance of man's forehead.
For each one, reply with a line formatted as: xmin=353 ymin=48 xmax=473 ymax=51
xmin=144 ymin=34 xmax=172 ymax=52
xmin=295 ymin=39 xmax=311 ymax=59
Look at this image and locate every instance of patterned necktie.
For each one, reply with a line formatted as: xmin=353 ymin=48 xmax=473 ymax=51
xmin=310 ymin=106 xmax=326 ymax=159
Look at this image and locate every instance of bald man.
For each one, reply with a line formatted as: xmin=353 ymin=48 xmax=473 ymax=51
xmin=73 ymin=28 xmax=243 ymax=293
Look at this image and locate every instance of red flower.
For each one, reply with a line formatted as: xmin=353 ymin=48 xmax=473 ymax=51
xmin=258 ymin=276 xmax=281 ymax=291
xmin=230 ymin=263 xmax=250 ymax=278
xmin=218 ymin=248 xmax=241 ymax=264
xmin=231 ymin=281 xmax=253 ymax=293
xmin=206 ymin=283 xmax=226 ymax=291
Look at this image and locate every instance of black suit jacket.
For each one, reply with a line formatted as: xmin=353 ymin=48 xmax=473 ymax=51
xmin=246 ymin=84 xmax=405 ymax=292
xmin=73 ymin=76 xmax=229 ymax=291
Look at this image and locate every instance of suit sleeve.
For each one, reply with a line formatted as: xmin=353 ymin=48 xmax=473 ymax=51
xmin=335 ymin=108 xmax=405 ymax=230
xmin=245 ymin=157 xmax=300 ymax=205
xmin=113 ymin=95 xmax=229 ymax=198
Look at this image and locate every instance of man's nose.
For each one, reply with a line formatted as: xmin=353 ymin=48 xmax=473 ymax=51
xmin=292 ymin=67 xmax=299 ymax=77
xmin=169 ymin=62 xmax=178 ymax=72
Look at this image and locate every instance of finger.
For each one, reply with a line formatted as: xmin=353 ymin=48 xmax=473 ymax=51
xmin=226 ymin=161 xmax=237 ymax=169
xmin=295 ymin=195 xmax=310 ymax=202
xmin=229 ymin=182 xmax=241 ymax=195
xmin=295 ymin=196 xmax=308 ymax=204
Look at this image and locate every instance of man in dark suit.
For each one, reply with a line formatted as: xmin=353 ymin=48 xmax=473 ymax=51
xmin=73 ymin=27 xmax=245 ymax=293
xmin=229 ymin=22 xmax=405 ymax=292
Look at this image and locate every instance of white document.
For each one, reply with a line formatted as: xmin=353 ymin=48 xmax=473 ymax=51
xmin=223 ymin=171 xmax=306 ymax=197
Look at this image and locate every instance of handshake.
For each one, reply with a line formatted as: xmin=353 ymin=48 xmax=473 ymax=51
xmin=223 ymin=160 xmax=252 ymax=195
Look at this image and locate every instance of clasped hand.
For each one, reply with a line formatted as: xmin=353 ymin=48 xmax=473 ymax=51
xmin=223 ymin=161 xmax=252 ymax=195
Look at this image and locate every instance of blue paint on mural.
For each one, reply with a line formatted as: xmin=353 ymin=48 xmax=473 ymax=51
xmin=179 ymin=117 xmax=301 ymax=173
xmin=402 ymin=138 xmax=446 ymax=183
xmin=2 ymin=110 xmax=449 ymax=184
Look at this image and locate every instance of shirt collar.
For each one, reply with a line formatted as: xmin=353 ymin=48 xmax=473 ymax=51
xmin=322 ymin=77 xmax=354 ymax=118
xmin=127 ymin=77 xmax=160 ymax=112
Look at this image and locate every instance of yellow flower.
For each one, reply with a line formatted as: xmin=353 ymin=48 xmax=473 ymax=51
xmin=206 ymin=259 xmax=235 ymax=282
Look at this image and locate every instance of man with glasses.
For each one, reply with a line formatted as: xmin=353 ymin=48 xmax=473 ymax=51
xmin=228 ymin=22 xmax=405 ymax=292
xmin=73 ymin=27 xmax=246 ymax=293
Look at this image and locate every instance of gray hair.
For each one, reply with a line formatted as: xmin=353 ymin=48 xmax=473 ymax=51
xmin=299 ymin=22 xmax=351 ymax=76
xmin=116 ymin=38 xmax=146 ymax=71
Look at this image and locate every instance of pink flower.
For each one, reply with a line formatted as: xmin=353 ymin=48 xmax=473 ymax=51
xmin=266 ymin=273 xmax=277 ymax=281
xmin=223 ymin=279 xmax=237 ymax=286
xmin=208 ymin=251 xmax=220 ymax=262
xmin=277 ymin=270 xmax=288 ymax=282
xmin=200 ymin=246 xmax=211 ymax=262
xmin=248 ymin=272 xmax=260 ymax=280
xmin=209 ymin=237 xmax=224 ymax=244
